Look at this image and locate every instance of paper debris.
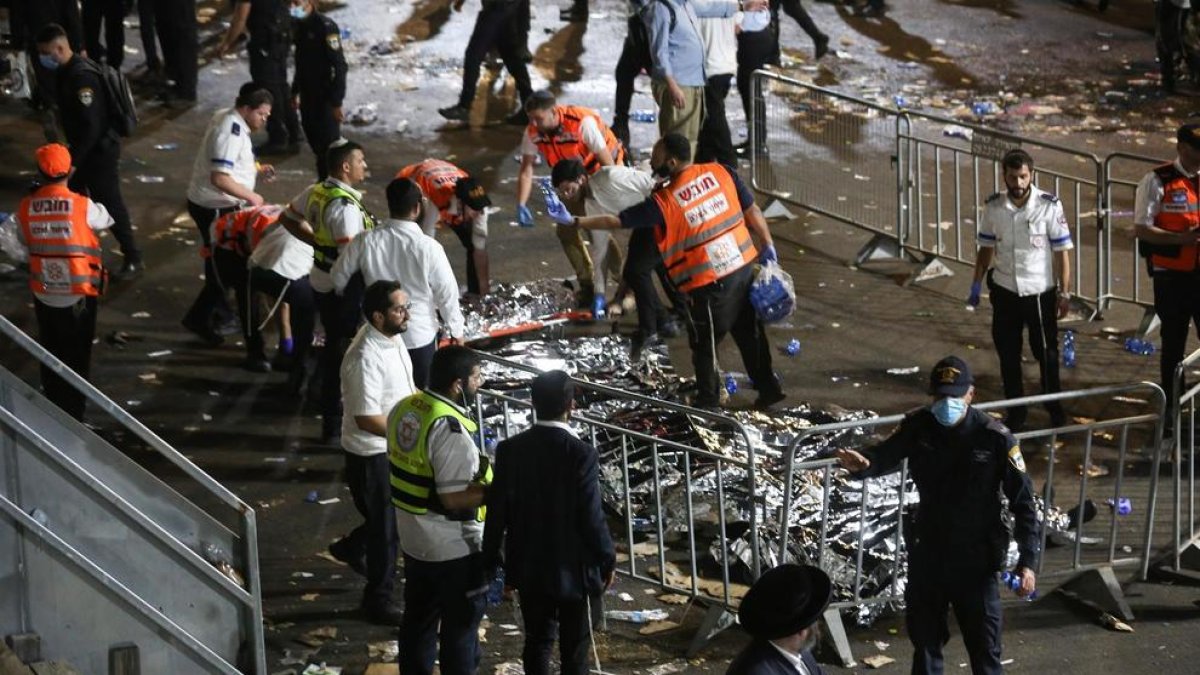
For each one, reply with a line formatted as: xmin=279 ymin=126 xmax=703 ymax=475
xmin=658 ymin=593 xmax=690 ymax=605
xmin=367 ymin=640 xmax=399 ymax=661
xmin=147 ymin=350 xmax=172 ymax=358
xmin=639 ymin=620 xmax=679 ymax=635
xmin=300 ymin=593 xmax=319 ymax=601
xmin=1100 ymin=612 xmax=1134 ymax=632
xmin=863 ymin=654 xmax=896 ymax=668
xmin=301 ymin=665 xmax=341 ymax=675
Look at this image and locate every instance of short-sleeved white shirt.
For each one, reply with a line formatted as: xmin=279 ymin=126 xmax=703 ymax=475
xmin=284 ymin=178 xmax=368 ymax=293
xmin=977 ymin=185 xmax=1074 ymax=296
xmin=585 ymin=166 xmax=657 ymax=216
xmin=340 ymin=323 xmax=417 ymax=456
xmin=394 ymin=392 xmax=484 ymax=562
xmin=187 ymin=109 xmax=257 ymax=209
xmin=250 ymin=224 xmax=313 ymax=280
xmin=520 ymin=115 xmax=609 ymax=159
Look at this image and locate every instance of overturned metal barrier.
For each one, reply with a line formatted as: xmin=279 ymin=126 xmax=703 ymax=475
xmin=775 ymin=383 xmax=1167 ymax=666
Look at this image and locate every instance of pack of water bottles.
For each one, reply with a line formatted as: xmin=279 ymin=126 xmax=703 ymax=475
xmin=749 ymin=261 xmax=796 ymax=324
xmin=1123 ymin=337 xmax=1156 ymax=356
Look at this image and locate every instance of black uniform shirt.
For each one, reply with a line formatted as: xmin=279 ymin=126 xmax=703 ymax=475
xmin=291 ymin=11 xmax=348 ymax=106
xmin=855 ymin=406 xmax=1041 ymax=572
xmin=55 ymin=56 xmax=116 ymax=165
xmin=238 ymin=0 xmax=291 ymax=46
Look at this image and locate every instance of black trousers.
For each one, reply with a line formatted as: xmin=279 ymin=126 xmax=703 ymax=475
xmin=448 ymin=220 xmax=481 ymax=296
xmin=182 ymin=202 xmax=237 ymax=331
xmin=137 ymin=0 xmax=161 ymax=69
xmin=82 ymin=0 xmax=126 ymax=67
xmin=334 ymin=452 xmax=397 ymax=607
xmin=613 ymin=16 xmax=651 ymax=131
xmin=684 ymin=265 xmax=780 ymax=406
xmin=457 ymin=3 xmax=533 ymax=108
xmin=518 ymin=590 xmax=596 ymax=675
xmin=906 ymin=561 xmax=1003 ymax=675
xmin=299 ymin=100 xmax=341 ymax=180
xmin=250 ymin=267 xmax=314 ymax=371
xmin=35 ymin=296 xmax=98 ymax=421
xmin=623 ymin=227 xmax=685 ymax=337
xmin=212 ymin=249 xmax=258 ymax=358
xmin=401 ymin=552 xmax=487 ymax=675
xmin=1153 ymin=271 xmax=1200 ymax=406
xmin=771 ymin=0 xmax=825 ymax=46
xmin=987 ymin=278 xmax=1063 ymax=429
xmin=315 ymin=276 xmax=364 ymax=437
xmin=737 ymin=29 xmax=775 ymax=149
xmin=696 ymin=74 xmax=736 ymax=166
xmin=408 ymin=340 xmax=436 ymax=391
xmin=249 ymin=40 xmax=300 ymax=146
xmin=70 ymin=142 xmax=141 ymax=265
xmin=155 ymin=0 xmax=197 ymax=98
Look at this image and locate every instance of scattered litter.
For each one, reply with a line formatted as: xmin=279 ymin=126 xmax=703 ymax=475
xmin=499 ymin=623 xmax=518 ymax=630
xmin=943 ymin=124 xmax=973 ymax=140
xmin=639 ymin=620 xmax=679 ymax=635
xmin=131 ymin=311 xmax=151 ymax=318
xmin=279 ymin=648 xmax=316 ymax=666
xmin=605 ymin=609 xmax=670 ymax=623
xmin=301 ymin=665 xmax=341 ymax=675
xmin=1000 ymin=659 xmax=1015 ymax=666
xmin=873 ymin=640 xmax=890 ymax=651
xmin=138 ymin=372 xmax=157 ymax=382
xmin=304 ymin=490 xmax=319 ymax=503
xmin=618 ymin=592 xmax=634 ymax=602
xmin=394 ymin=119 xmax=409 ymax=134
xmin=147 ymin=349 xmax=172 ymax=358
xmin=125 ymin=400 xmax=141 ymax=407
xmin=630 ymin=541 xmax=660 ymax=556
xmin=153 ymin=143 xmax=179 ymax=151
xmin=134 ymin=175 xmax=165 ymax=183
xmin=886 ymin=366 xmax=920 ymax=375
xmin=300 ymin=593 xmax=319 ymax=601
xmin=292 ymin=571 xmax=314 ymax=578
xmin=646 ymin=661 xmax=688 ymax=675
xmin=1112 ymin=395 xmax=1148 ymax=405
xmin=202 ymin=413 xmax=213 ymax=421
xmin=493 ymin=663 xmax=524 ymax=675
xmin=658 ymin=593 xmax=690 ymax=605
xmin=347 ymin=103 xmax=378 ymax=126
xmin=264 ymin=457 xmax=287 ymax=463
xmin=853 ymin=174 xmax=871 ymax=181
xmin=1096 ymin=31 xmax=1114 ymax=38
xmin=367 ymin=640 xmax=399 ymax=661
xmin=630 ymin=109 xmax=656 ymax=123
xmin=1099 ymin=612 xmax=1134 ymax=632
xmin=862 ymin=654 xmax=896 ymax=668
xmin=1079 ymin=463 xmax=1109 ymax=478
xmin=318 ymin=497 xmax=340 ymax=505
xmin=296 ymin=626 xmax=338 ymax=648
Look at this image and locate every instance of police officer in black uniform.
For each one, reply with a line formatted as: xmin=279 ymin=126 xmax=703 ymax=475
xmin=35 ymin=23 xmax=144 ymax=279
xmin=836 ymin=356 xmax=1040 ymax=675
xmin=218 ymin=0 xmax=302 ymax=154
xmin=154 ymin=0 xmax=198 ymax=106
xmin=289 ymin=0 xmax=348 ymax=180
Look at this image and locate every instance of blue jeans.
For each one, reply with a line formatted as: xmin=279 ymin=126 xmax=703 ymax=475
xmin=400 ymin=552 xmax=487 ymax=675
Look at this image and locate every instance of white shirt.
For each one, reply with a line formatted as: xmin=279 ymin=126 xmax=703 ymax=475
xmin=978 ymin=185 xmax=1073 ymax=296
xmin=698 ymin=15 xmax=737 ymax=77
xmin=285 ymin=178 xmax=369 ymax=293
xmin=767 ymin=643 xmax=811 ymax=675
xmin=520 ymin=115 xmax=609 ymax=159
xmin=250 ymin=224 xmax=313 ymax=280
xmin=340 ymin=323 xmax=417 ymax=456
xmin=5 ymin=196 xmax=114 ymax=308
xmin=331 ymin=218 xmax=466 ymax=348
xmin=394 ymin=392 xmax=484 ymax=562
xmin=187 ymin=109 xmax=257 ymax=209
xmin=585 ymin=166 xmax=657 ymax=216
xmin=1134 ymin=159 xmax=1197 ymax=227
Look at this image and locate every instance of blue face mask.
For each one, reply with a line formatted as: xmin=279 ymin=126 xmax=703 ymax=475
xmin=289 ymin=6 xmax=309 ymax=19
xmin=39 ymin=54 xmax=60 ymax=70
xmin=931 ymin=396 xmax=967 ymax=426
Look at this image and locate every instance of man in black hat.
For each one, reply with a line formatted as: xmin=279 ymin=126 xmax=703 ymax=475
xmin=1134 ymin=122 xmax=1200 ymax=423
xmin=727 ymin=563 xmax=831 ymax=674
xmin=483 ymin=369 xmax=615 ymax=675
xmin=835 ymin=356 xmax=1040 ymax=675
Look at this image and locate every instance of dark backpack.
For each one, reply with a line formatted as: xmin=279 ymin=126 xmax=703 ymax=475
xmin=628 ymin=0 xmax=677 ymax=67
xmin=79 ymin=57 xmax=138 ymax=137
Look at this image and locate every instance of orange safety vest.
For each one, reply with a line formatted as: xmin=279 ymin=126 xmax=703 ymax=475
xmin=397 ymin=159 xmax=468 ymax=227
xmin=525 ymin=105 xmax=625 ymax=174
xmin=652 ymin=163 xmax=757 ymax=292
xmin=212 ymin=205 xmax=283 ymax=257
xmin=17 ymin=183 xmax=104 ymax=297
xmin=1150 ymin=162 xmax=1200 ymax=272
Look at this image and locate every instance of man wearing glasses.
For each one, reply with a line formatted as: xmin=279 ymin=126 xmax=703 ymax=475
xmin=333 ymin=178 xmax=466 ymax=388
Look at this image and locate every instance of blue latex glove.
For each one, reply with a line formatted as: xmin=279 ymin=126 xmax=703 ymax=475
xmin=516 ymin=204 xmax=534 ymax=228
xmin=538 ymin=178 xmax=574 ymax=225
xmin=591 ymin=294 xmax=607 ymax=319
xmin=967 ymin=280 xmax=982 ymax=308
xmin=758 ymin=244 xmax=778 ymax=265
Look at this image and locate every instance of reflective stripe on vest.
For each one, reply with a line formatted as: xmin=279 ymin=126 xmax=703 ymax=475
xmin=652 ymin=163 xmax=757 ymax=292
xmin=527 ymin=105 xmax=625 ymax=174
xmin=387 ymin=391 xmax=492 ymax=522
xmin=306 ymin=181 xmax=375 ymax=272
xmin=1151 ymin=162 xmax=1200 ymax=272
xmin=17 ymin=184 xmax=104 ymax=297
xmin=397 ymin=159 xmax=468 ymax=227
xmin=212 ymin=205 xmax=283 ymax=257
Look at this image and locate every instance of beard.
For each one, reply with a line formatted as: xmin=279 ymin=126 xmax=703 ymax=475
xmin=799 ymin=624 xmax=821 ymax=652
xmin=1008 ymin=185 xmax=1030 ymax=201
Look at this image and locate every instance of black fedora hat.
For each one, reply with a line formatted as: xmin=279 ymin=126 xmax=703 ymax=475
xmin=738 ymin=564 xmax=833 ymax=640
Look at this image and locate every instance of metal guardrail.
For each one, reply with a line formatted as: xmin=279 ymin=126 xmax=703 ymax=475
xmin=1164 ymin=346 xmax=1200 ymax=577
xmin=471 ymin=350 xmax=762 ymax=654
xmin=0 ymin=315 xmax=265 ymax=673
xmin=1101 ymin=152 xmax=1165 ymax=318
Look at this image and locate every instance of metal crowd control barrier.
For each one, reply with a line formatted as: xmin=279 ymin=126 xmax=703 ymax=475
xmin=1101 ymin=152 xmax=1166 ymax=334
xmin=1157 ymin=346 xmax=1200 ymax=582
xmin=0 ymin=316 xmax=265 ymax=673
xmin=471 ymin=351 xmax=761 ymax=655
xmin=775 ymin=384 xmax=1166 ymax=667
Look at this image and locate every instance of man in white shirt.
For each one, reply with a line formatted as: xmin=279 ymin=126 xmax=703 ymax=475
xmin=280 ymin=139 xmax=376 ymax=442
xmin=182 ymin=82 xmax=276 ymax=347
xmin=387 ymin=346 xmax=491 ymax=675
xmin=247 ymin=206 xmax=316 ymax=386
xmin=696 ymin=13 xmax=737 ymax=165
xmin=329 ymin=280 xmax=416 ymax=626
xmin=968 ymin=149 xmax=1073 ymax=432
xmin=332 ymin=178 xmax=466 ymax=389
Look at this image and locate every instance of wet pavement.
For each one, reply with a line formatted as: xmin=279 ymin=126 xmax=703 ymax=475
xmin=3 ymin=0 xmax=1200 ymax=673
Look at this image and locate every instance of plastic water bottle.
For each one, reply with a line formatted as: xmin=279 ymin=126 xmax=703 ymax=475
xmin=1106 ymin=497 xmax=1132 ymax=516
xmin=784 ymin=338 xmax=801 ymax=357
xmin=972 ymin=101 xmax=996 ymax=116
xmin=1000 ymin=571 xmax=1037 ymax=601
xmin=1124 ymin=338 xmax=1156 ymax=356
xmin=1062 ymin=330 xmax=1076 ymax=368
xmin=630 ymin=109 xmax=657 ymax=123
xmin=485 ymin=568 xmax=505 ymax=606
xmin=724 ymin=374 xmax=738 ymax=396
xmin=893 ymin=94 xmax=908 ymax=109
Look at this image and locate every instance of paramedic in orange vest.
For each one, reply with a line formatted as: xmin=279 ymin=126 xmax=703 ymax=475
xmin=516 ymin=90 xmax=626 ymax=309
xmin=573 ymin=133 xmax=786 ymax=410
xmin=1135 ymin=122 xmax=1200 ymax=411
xmin=8 ymin=143 xmax=113 ymax=420
xmin=396 ymin=159 xmax=493 ymax=297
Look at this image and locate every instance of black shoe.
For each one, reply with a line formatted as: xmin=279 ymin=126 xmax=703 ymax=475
xmin=439 ymin=104 xmax=470 ymax=121
xmin=362 ymin=600 xmax=404 ymax=626
xmin=1049 ymin=409 xmax=1067 ymax=429
xmin=754 ymin=391 xmax=787 ymax=411
xmin=243 ymin=356 xmax=271 ymax=373
xmin=181 ymin=317 xmax=224 ymax=347
xmin=611 ymin=118 xmax=630 ymax=151
xmin=505 ymin=109 xmax=529 ymax=126
xmin=161 ymin=93 xmax=197 ymax=110
xmin=814 ymin=34 xmax=830 ymax=60
xmin=328 ymin=541 xmax=368 ymax=577
xmin=112 ymin=261 xmax=144 ymax=281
